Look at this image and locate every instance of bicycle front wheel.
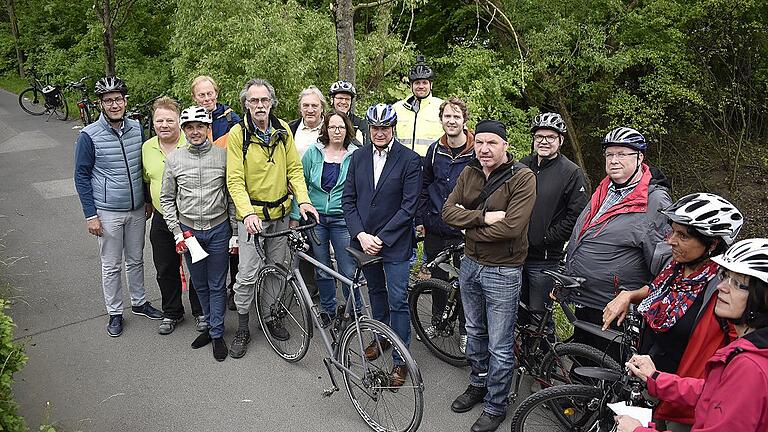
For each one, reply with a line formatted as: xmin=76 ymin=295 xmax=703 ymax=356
xmin=510 ymin=384 xmax=604 ymax=432
xmin=18 ymin=88 xmax=46 ymax=115
xmin=541 ymin=342 xmax=621 ymax=387
xmin=255 ymin=265 xmax=311 ymax=362
xmin=340 ymin=318 xmax=424 ymax=432
xmin=409 ymin=278 xmax=468 ymax=367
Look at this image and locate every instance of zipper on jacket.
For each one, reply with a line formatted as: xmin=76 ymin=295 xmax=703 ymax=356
xmin=411 ymin=107 xmax=419 ymax=151
xmin=116 ymin=132 xmax=135 ymax=210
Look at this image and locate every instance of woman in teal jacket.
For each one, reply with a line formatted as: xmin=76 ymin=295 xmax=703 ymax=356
xmin=293 ymin=110 xmax=362 ymax=325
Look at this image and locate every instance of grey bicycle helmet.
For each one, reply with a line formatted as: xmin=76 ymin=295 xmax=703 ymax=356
xmin=661 ymin=193 xmax=743 ymax=246
xmin=179 ymin=106 xmax=212 ymax=127
xmin=366 ymin=103 xmax=397 ymax=127
xmin=408 ymin=55 xmax=435 ymax=82
xmin=94 ymin=76 xmax=128 ymax=96
xmin=602 ymin=127 xmax=647 ymax=152
xmin=329 ymin=80 xmax=357 ymax=98
xmin=531 ymin=112 xmax=567 ymax=134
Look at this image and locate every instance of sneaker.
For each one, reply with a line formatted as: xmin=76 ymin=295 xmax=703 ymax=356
xmin=131 ymin=302 xmax=163 ymax=320
xmin=266 ymin=319 xmax=290 ymax=341
xmin=212 ymin=337 xmax=228 ymax=362
xmin=107 ymin=315 xmax=123 ymax=337
xmin=451 ymin=385 xmax=488 ymax=413
xmin=229 ymin=329 xmax=251 ymax=358
xmin=459 ymin=334 xmax=468 ymax=354
xmin=194 ymin=315 xmax=208 ymax=332
xmin=227 ymin=290 xmax=236 ymax=311
xmin=158 ymin=316 xmax=184 ymax=335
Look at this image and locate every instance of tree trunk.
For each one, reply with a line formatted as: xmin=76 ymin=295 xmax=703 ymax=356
xmin=556 ymin=96 xmax=592 ymax=193
xmin=334 ymin=0 xmax=356 ymax=84
xmin=5 ymin=0 xmax=24 ymax=77
xmin=98 ymin=0 xmax=117 ymax=76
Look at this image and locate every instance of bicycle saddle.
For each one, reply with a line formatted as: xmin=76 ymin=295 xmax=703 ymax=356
xmin=541 ymin=269 xmax=586 ymax=288
xmin=573 ymin=366 xmax=623 ymax=383
xmin=346 ymin=246 xmax=383 ymax=268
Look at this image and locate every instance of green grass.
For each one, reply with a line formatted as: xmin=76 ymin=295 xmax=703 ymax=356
xmin=0 ymin=73 xmax=29 ymax=94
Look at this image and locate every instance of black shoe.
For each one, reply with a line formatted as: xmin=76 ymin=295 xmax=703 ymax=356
xmin=191 ymin=331 xmax=211 ymax=349
xmin=266 ymin=319 xmax=290 ymax=341
xmin=229 ymin=329 xmax=251 ymax=358
xmin=227 ymin=290 xmax=236 ymax=311
xmin=319 ymin=312 xmax=335 ymax=328
xmin=212 ymin=337 xmax=228 ymax=362
xmin=451 ymin=385 xmax=487 ymax=413
xmin=470 ymin=411 xmax=506 ymax=432
xmin=131 ymin=302 xmax=163 ymax=320
xmin=107 ymin=315 xmax=123 ymax=337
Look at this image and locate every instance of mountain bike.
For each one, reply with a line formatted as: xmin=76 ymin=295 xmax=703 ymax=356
xmin=252 ymin=216 xmax=424 ymax=432
xmin=509 ymin=307 xmax=653 ymax=431
xmin=67 ymin=76 xmax=98 ymax=127
xmin=18 ymin=66 xmax=68 ymax=120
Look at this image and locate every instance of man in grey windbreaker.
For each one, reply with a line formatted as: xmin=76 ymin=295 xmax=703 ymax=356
xmin=566 ymin=127 xmax=672 ymax=358
xmin=160 ymin=106 xmax=237 ymax=362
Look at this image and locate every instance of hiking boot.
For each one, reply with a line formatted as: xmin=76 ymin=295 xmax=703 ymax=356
xmin=131 ymin=302 xmax=163 ymax=320
xmin=470 ymin=411 xmax=506 ymax=432
xmin=459 ymin=334 xmax=468 ymax=354
xmin=229 ymin=329 xmax=251 ymax=358
xmin=391 ymin=365 xmax=409 ymax=388
xmin=266 ymin=319 xmax=290 ymax=341
xmin=451 ymin=385 xmax=488 ymax=413
xmin=227 ymin=290 xmax=236 ymax=311
xmin=212 ymin=337 xmax=228 ymax=362
xmin=107 ymin=315 xmax=123 ymax=337
xmin=194 ymin=315 xmax=208 ymax=332
xmin=158 ymin=316 xmax=184 ymax=335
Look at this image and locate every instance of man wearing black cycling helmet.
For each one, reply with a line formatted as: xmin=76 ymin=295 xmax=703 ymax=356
xmin=74 ymin=76 xmax=162 ymax=337
xmin=329 ymin=80 xmax=368 ymax=144
xmin=565 ymin=127 xmax=672 ymax=357
xmin=393 ymin=55 xmax=444 ymax=156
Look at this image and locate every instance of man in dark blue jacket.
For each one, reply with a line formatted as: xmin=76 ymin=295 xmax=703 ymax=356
xmin=342 ymin=103 xmax=423 ymax=387
xmin=415 ymin=97 xmax=475 ymax=352
xmin=519 ymin=113 xmax=588 ymax=330
xmin=74 ymin=76 xmax=162 ymax=337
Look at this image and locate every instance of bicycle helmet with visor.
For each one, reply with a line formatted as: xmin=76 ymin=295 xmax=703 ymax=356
xmin=94 ymin=76 xmax=128 ymax=97
xmin=179 ymin=106 xmax=212 ymax=127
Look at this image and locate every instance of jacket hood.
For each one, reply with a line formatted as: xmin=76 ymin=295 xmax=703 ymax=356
xmin=713 ymin=326 xmax=768 ymax=364
xmin=649 ymin=165 xmax=671 ymax=190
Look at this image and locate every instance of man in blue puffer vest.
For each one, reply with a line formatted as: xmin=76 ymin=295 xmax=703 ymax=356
xmin=74 ymin=76 xmax=163 ymax=337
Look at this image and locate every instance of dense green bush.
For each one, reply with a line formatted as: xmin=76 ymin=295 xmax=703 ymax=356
xmin=0 ymin=299 xmax=27 ymax=432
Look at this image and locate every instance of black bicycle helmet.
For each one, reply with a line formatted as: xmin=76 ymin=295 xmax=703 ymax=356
xmin=329 ymin=80 xmax=357 ymax=98
xmin=94 ymin=76 xmax=128 ymax=96
xmin=531 ymin=112 xmax=567 ymax=135
xmin=408 ymin=55 xmax=435 ymax=82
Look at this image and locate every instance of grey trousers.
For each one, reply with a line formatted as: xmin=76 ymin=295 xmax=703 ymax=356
xmin=233 ymin=217 xmax=290 ymax=315
xmin=97 ymin=208 xmax=147 ymax=315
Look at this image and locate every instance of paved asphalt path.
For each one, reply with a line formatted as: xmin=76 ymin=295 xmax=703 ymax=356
xmin=1 ymin=89 xmax=533 ymax=432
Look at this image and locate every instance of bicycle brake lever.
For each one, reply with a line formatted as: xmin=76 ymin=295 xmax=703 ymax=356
xmin=309 ymin=228 xmax=321 ymax=246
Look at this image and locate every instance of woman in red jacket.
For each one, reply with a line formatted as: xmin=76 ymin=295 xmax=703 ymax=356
xmin=616 ymin=238 xmax=768 ymax=432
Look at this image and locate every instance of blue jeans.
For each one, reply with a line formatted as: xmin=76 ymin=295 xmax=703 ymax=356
xmin=182 ymin=221 xmax=230 ymax=338
xmin=363 ymin=260 xmax=411 ymax=364
xmin=312 ymin=214 xmax=362 ymax=314
xmin=459 ymin=256 xmax=522 ymax=416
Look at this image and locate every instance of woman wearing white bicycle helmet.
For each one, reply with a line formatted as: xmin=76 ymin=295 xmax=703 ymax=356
xmin=603 ymin=192 xmax=743 ymax=431
xmin=618 ymin=238 xmax=768 ymax=432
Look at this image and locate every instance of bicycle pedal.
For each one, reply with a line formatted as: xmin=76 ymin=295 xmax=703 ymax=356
xmin=322 ymin=387 xmax=337 ymax=397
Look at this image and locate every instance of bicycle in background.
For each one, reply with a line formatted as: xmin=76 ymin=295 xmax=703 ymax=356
xmin=253 ymin=216 xmax=424 ymax=432
xmin=18 ymin=66 xmax=68 ymax=121
xmin=67 ymin=76 xmax=98 ymax=127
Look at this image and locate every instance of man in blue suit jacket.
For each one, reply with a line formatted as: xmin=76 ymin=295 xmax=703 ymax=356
xmin=342 ymin=103 xmax=423 ymax=386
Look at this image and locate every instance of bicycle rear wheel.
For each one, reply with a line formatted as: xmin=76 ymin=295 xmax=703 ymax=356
xmin=52 ymin=94 xmax=68 ymax=120
xmin=255 ymin=265 xmax=311 ymax=362
xmin=408 ymin=278 xmax=468 ymax=367
xmin=18 ymin=88 xmax=46 ymax=115
xmin=510 ymin=384 xmax=605 ymax=432
xmin=541 ymin=343 xmax=621 ymax=387
xmin=339 ymin=318 xmax=424 ymax=432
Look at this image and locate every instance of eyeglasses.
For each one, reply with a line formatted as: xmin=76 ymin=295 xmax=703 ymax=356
xmin=102 ymin=97 xmax=125 ymax=106
xmin=604 ymin=151 xmax=640 ymax=160
xmin=328 ymin=125 xmax=347 ymax=132
xmin=334 ymin=96 xmax=352 ymax=103
xmin=533 ymin=134 xmax=559 ymax=144
xmin=247 ymin=97 xmax=272 ymax=106
xmin=717 ymin=270 xmax=749 ymax=291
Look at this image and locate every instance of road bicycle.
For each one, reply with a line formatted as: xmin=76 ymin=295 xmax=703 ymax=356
xmin=18 ymin=66 xmax=68 ymax=120
xmin=67 ymin=76 xmax=98 ymax=127
xmin=409 ymin=247 xmax=621 ymax=400
xmin=252 ymin=217 xmax=424 ymax=432
xmin=509 ymin=305 xmax=652 ymax=432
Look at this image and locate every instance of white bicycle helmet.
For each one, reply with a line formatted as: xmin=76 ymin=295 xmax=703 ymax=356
xmin=531 ymin=112 xmax=567 ymax=134
xmin=179 ymin=106 xmax=212 ymax=126
xmin=661 ymin=193 xmax=743 ymax=245
xmin=712 ymin=238 xmax=768 ymax=284
xmin=602 ymin=126 xmax=647 ymax=152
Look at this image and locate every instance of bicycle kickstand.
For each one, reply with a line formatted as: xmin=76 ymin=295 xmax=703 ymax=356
xmin=321 ymin=358 xmax=340 ymax=397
